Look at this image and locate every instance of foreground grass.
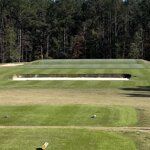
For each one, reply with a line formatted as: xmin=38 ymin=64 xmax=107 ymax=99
xmin=0 ymin=128 xmax=137 ymax=150
xmin=0 ymin=105 xmax=137 ymax=126
xmin=124 ymin=132 xmax=150 ymax=150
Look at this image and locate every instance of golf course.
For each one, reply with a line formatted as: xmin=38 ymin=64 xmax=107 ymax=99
xmin=0 ymin=59 xmax=149 ymax=150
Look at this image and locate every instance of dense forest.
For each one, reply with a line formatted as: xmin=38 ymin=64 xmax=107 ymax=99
xmin=0 ymin=0 xmax=150 ymax=62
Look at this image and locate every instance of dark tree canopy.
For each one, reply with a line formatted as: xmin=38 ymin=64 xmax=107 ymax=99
xmin=0 ymin=0 xmax=150 ymax=62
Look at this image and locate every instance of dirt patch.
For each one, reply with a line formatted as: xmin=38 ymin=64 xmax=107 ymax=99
xmin=0 ymin=126 xmax=149 ymax=133
xmin=0 ymin=89 xmax=149 ymax=106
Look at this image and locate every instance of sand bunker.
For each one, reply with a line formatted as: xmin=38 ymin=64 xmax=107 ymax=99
xmin=13 ymin=77 xmax=129 ymax=81
xmin=13 ymin=74 xmax=130 ymax=81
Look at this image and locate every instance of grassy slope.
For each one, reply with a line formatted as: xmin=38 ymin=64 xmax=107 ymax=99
xmin=0 ymin=59 xmax=149 ymax=149
xmin=0 ymin=59 xmax=149 ymax=127
xmin=0 ymin=59 xmax=149 ymax=89
xmin=0 ymin=105 xmax=137 ymax=126
xmin=0 ymin=129 xmax=136 ymax=150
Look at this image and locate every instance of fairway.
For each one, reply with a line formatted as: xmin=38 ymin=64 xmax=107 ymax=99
xmin=0 ymin=105 xmax=137 ymax=126
xmin=0 ymin=59 xmax=149 ymax=150
xmin=0 ymin=59 xmax=149 ymax=89
xmin=26 ymin=59 xmax=145 ymax=69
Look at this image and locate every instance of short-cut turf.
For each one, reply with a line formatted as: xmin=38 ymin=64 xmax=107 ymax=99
xmin=0 ymin=59 xmax=149 ymax=149
xmin=0 ymin=105 xmax=137 ymax=126
xmin=0 ymin=59 xmax=149 ymax=89
xmin=0 ymin=128 xmax=137 ymax=150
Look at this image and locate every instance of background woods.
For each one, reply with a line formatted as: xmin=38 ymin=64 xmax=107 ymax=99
xmin=0 ymin=0 xmax=150 ymax=62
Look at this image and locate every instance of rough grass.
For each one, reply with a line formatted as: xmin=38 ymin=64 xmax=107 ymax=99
xmin=0 ymin=105 xmax=137 ymax=126
xmin=0 ymin=128 xmax=137 ymax=150
xmin=124 ymin=132 xmax=150 ymax=150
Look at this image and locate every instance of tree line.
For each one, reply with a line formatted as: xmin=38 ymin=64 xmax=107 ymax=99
xmin=0 ymin=0 xmax=150 ymax=62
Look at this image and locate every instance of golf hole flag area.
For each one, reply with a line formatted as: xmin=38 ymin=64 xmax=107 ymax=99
xmin=0 ymin=59 xmax=150 ymax=150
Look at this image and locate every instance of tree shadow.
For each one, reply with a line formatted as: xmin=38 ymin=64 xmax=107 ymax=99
xmin=121 ymin=86 xmax=150 ymax=92
xmin=125 ymin=93 xmax=150 ymax=98
xmin=36 ymin=148 xmax=42 ymax=150
xmin=120 ymin=86 xmax=150 ymax=98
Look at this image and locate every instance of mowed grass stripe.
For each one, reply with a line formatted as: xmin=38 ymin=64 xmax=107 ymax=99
xmin=31 ymin=59 xmax=137 ymax=64
xmin=24 ymin=59 xmax=144 ymax=69
xmin=0 ymin=105 xmax=137 ymax=126
xmin=0 ymin=59 xmax=149 ymax=89
xmin=23 ymin=64 xmax=144 ymax=69
xmin=0 ymin=128 xmax=137 ymax=150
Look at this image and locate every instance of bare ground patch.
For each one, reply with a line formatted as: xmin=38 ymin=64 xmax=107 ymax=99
xmin=0 ymin=63 xmax=24 ymax=67
xmin=0 ymin=89 xmax=149 ymax=106
xmin=0 ymin=126 xmax=149 ymax=133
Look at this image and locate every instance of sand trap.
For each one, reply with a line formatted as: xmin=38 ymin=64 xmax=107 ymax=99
xmin=0 ymin=63 xmax=24 ymax=67
xmin=13 ymin=77 xmax=129 ymax=81
xmin=13 ymin=74 xmax=131 ymax=81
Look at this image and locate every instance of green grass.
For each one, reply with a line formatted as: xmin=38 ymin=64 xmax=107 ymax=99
xmin=0 ymin=128 xmax=137 ymax=150
xmin=0 ymin=105 xmax=137 ymax=126
xmin=0 ymin=59 xmax=149 ymax=89
xmin=25 ymin=59 xmax=144 ymax=69
xmin=0 ymin=59 xmax=149 ymax=149
xmin=124 ymin=132 xmax=150 ymax=150
xmin=30 ymin=59 xmax=138 ymax=65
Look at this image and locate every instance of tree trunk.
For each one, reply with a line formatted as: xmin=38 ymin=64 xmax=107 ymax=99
xmin=0 ymin=34 xmax=4 ymax=63
xmin=41 ymin=45 xmax=43 ymax=59
xmin=46 ymin=35 xmax=50 ymax=58
xmin=141 ymin=28 xmax=144 ymax=59
xmin=63 ymin=29 xmax=66 ymax=53
xmin=19 ymin=28 xmax=22 ymax=62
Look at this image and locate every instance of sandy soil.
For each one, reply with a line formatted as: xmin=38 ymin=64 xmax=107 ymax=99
xmin=0 ymin=63 xmax=24 ymax=67
xmin=12 ymin=77 xmax=129 ymax=81
xmin=0 ymin=89 xmax=149 ymax=107
xmin=0 ymin=126 xmax=149 ymax=133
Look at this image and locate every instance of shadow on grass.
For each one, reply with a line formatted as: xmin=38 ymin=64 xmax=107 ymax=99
xmin=120 ymin=86 xmax=150 ymax=98
xmin=121 ymin=86 xmax=150 ymax=92
xmin=36 ymin=148 xmax=42 ymax=150
xmin=126 ymin=94 xmax=150 ymax=97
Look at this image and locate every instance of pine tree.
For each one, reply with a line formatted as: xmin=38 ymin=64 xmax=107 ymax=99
xmin=129 ymin=27 xmax=144 ymax=59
